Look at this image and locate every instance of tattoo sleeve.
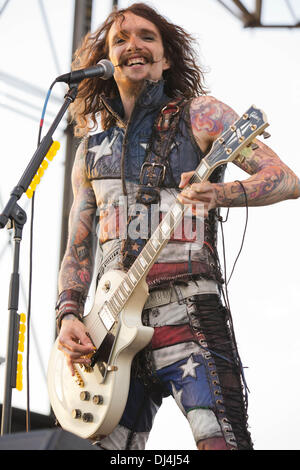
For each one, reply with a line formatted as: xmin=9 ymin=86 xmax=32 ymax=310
xmin=190 ymin=96 xmax=300 ymax=208
xmin=214 ymin=139 xmax=300 ymax=207
xmin=58 ymin=139 xmax=97 ymax=295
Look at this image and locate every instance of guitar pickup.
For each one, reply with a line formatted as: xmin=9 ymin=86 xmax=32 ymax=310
xmin=99 ymin=304 xmax=115 ymax=331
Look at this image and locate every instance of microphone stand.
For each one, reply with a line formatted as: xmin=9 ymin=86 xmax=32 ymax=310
xmin=0 ymin=83 xmax=78 ymax=435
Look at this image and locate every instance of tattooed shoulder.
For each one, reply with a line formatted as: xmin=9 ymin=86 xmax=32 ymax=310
xmin=58 ymin=137 xmax=96 ymax=293
xmin=71 ymin=138 xmax=91 ymax=193
xmin=190 ymin=96 xmax=239 ymax=152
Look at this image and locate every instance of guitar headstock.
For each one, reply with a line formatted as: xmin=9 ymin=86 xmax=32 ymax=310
xmin=195 ymin=105 xmax=269 ymax=180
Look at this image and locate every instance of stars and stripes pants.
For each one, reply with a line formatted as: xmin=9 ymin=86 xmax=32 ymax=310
xmin=95 ymin=288 xmax=253 ymax=450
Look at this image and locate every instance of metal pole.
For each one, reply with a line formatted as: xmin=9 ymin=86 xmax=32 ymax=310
xmin=0 ymin=85 xmax=79 ymax=434
xmin=1 ymin=230 xmax=21 ymax=435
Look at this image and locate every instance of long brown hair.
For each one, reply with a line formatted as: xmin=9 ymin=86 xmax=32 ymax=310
xmin=70 ymin=2 xmax=207 ymax=137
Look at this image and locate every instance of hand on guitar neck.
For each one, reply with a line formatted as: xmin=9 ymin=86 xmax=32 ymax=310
xmin=178 ymin=174 xmax=217 ymax=218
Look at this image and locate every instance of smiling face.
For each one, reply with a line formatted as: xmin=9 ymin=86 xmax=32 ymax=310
xmin=107 ymin=12 xmax=170 ymax=94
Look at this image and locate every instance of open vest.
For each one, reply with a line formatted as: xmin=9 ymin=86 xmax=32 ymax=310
xmin=85 ymin=80 xmax=225 ymax=289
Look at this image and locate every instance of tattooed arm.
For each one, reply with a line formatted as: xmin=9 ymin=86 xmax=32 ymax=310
xmin=58 ymin=140 xmax=97 ymax=294
xmin=56 ymin=140 xmax=97 ymax=374
xmin=179 ymin=96 xmax=300 ymax=213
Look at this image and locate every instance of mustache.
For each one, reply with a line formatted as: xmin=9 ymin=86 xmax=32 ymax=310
xmin=114 ymin=52 xmax=163 ymax=67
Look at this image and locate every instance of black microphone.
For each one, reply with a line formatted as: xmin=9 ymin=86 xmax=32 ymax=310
xmin=55 ymin=59 xmax=114 ymax=84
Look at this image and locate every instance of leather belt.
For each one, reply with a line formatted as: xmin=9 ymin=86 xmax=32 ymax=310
xmin=144 ymin=279 xmax=219 ymax=309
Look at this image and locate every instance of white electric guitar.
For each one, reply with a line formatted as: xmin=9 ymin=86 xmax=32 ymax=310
xmin=47 ymin=106 xmax=269 ymax=440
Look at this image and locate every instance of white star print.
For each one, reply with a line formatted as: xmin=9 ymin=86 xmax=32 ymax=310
xmin=90 ymin=132 xmax=118 ymax=165
xmin=179 ymin=355 xmax=200 ymax=379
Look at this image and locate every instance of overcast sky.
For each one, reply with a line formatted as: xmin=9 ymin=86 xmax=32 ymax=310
xmin=0 ymin=0 xmax=300 ymax=450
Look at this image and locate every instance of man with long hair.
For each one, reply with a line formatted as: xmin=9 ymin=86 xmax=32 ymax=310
xmin=55 ymin=3 xmax=299 ymax=450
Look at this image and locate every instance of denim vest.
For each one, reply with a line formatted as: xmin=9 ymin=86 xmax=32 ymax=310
xmin=85 ymin=80 xmax=224 ymax=288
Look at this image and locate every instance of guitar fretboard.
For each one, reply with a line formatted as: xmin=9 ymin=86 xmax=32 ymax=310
xmin=100 ymin=105 xmax=269 ymax=326
xmin=104 ymin=198 xmax=187 ymax=321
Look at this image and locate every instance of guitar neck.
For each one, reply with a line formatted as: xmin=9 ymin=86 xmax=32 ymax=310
xmin=103 ymin=105 xmax=269 ymax=320
xmin=129 ymin=199 xmax=185 ymax=278
xmin=106 ymin=171 xmax=206 ymax=319
xmin=104 ymin=198 xmax=185 ymax=319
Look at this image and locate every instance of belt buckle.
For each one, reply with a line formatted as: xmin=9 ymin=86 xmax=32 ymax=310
xmin=140 ymin=162 xmax=166 ymax=185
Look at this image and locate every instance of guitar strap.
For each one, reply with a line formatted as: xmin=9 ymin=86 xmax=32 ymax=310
xmin=121 ymin=97 xmax=187 ymax=270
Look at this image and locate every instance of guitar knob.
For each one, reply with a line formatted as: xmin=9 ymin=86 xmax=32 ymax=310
xmin=82 ymin=412 xmax=93 ymax=423
xmin=93 ymin=394 xmax=104 ymax=405
xmin=72 ymin=409 xmax=82 ymax=419
xmin=80 ymin=391 xmax=90 ymax=401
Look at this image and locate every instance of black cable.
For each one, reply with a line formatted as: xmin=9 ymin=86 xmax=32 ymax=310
xmin=218 ymin=180 xmax=249 ymax=309
xmin=26 ymin=192 xmax=35 ymax=432
xmin=219 ymin=216 xmax=230 ymax=310
xmin=217 ymin=180 xmax=250 ymax=405
xmin=25 ymin=82 xmax=56 ymax=432
xmin=227 ymin=181 xmax=248 ymax=285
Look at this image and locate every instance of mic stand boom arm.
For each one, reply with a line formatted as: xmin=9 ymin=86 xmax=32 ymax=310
xmin=0 ymin=84 xmax=78 ymax=435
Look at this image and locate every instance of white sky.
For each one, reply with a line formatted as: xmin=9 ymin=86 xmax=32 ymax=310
xmin=0 ymin=0 xmax=299 ymax=450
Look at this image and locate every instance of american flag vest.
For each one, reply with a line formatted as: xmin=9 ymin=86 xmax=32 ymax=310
xmin=85 ymin=80 xmax=225 ymax=289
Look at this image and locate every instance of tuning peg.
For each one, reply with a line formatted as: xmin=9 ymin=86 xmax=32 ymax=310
xmin=262 ymin=131 xmax=271 ymax=139
xmin=251 ymin=143 xmax=259 ymax=150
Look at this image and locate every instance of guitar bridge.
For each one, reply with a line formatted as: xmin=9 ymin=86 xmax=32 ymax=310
xmin=73 ymin=368 xmax=84 ymax=388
